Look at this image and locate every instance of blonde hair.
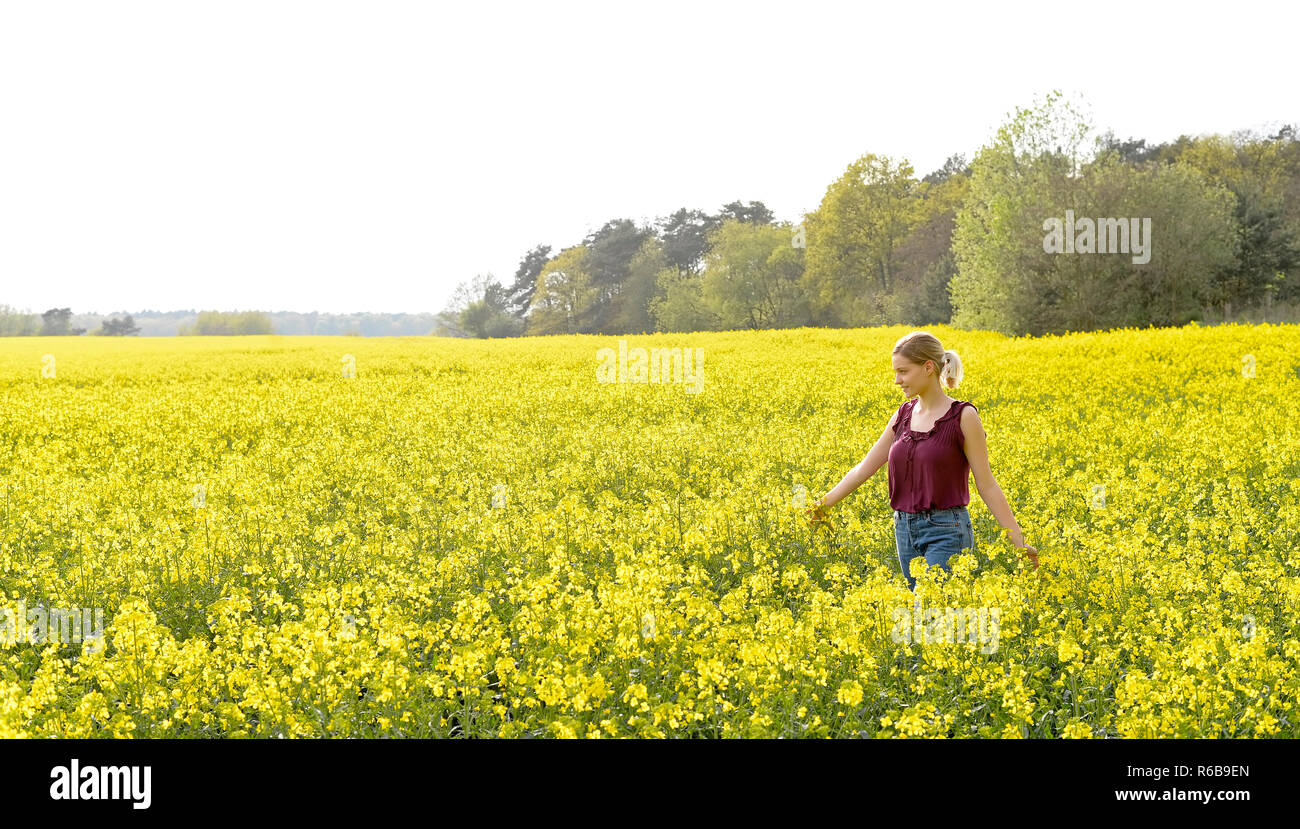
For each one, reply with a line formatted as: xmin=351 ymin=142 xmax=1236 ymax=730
xmin=893 ymin=330 xmax=963 ymax=389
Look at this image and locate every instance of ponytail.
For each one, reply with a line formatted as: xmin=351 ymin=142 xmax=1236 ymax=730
xmin=939 ymin=350 xmax=963 ymax=389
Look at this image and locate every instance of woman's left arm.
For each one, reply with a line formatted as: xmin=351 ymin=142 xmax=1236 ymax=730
xmin=959 ymin=406 xmax=1039 ymax=567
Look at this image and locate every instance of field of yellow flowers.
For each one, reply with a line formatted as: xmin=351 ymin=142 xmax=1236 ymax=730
xmin=0 ymin=323 xmax=1297 ymax=738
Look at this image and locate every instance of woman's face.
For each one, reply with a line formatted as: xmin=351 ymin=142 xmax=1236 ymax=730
xmin=892 ymin=354 xmax=932 ymax=397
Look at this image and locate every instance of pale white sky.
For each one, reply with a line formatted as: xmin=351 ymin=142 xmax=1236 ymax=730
xmin=1 ymin=0 xmax=1295 ymax=315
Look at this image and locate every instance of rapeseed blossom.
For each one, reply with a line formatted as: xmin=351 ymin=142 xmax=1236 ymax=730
xmin=0 ymin=325 xmax=1295 ymax=737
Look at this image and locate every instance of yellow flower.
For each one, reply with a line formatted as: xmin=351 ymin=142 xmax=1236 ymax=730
xmin=836 ymin=680 xmax=863 ymax=707
xmin=1058 ymin=638 xmax=1084 ymax=664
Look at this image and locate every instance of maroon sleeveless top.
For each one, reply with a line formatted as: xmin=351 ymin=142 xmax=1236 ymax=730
xmin=888 ymin=398 xmax=977 ymax=512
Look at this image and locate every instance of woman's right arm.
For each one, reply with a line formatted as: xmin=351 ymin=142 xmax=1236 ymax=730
xmin=816 ymin=408 xmax=900 ymax=509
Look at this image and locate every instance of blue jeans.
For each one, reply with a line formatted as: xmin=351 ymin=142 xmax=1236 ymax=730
xmin=893 ymin=506 xmax=976 ymax=591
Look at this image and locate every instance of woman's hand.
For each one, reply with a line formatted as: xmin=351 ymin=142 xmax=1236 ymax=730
xmin=1014 ymin=540 xmax=1039 ymax=570
xmin=804 ymin=499 xmax=832 ymax=532
xmin=1006 ymin=527 xmax=1039 ymax=569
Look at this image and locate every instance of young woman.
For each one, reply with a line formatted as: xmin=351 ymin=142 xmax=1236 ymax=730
xmin=806 ymin=331 xmax=1038 ymax=590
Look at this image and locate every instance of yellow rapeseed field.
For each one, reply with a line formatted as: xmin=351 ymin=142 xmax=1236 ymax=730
xmin=0 ymin=323 xmax=1297 ymax=738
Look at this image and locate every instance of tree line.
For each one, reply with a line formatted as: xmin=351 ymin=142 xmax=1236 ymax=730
xmin=440 ymin=92 xmax=1300 ymax=337
xmin=0 ymin=309 xmax=439 ymax=336
xmin=0 ymin=307 xmax=107 ymax=336
xmin=0 ymin=308 xmax=272 ymax=336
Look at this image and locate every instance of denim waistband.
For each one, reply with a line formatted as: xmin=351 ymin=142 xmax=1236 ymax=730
xmin=895 ymin=505 xmax=965 ymax=517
